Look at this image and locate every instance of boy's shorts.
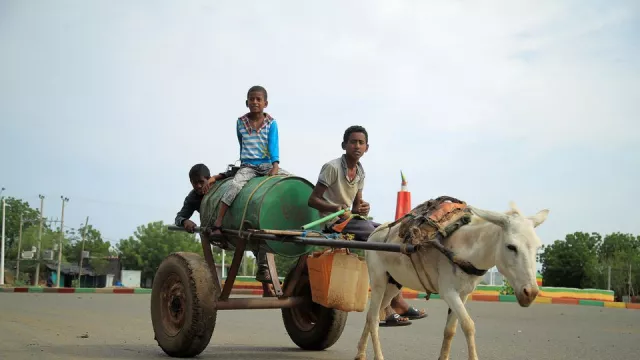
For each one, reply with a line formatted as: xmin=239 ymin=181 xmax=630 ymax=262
xmin=325 ymin=217 xmax=380 ymax=241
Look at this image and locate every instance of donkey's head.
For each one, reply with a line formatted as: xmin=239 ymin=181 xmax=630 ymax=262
xmin=470 ymin=203 xmax=549 ymax=307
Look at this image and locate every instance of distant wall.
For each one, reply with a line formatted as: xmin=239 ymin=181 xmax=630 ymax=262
xmin=225 ymin=276 xmax=615 ymax=302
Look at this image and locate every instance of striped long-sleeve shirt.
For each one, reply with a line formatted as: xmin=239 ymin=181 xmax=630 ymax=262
xmin=236 ymin=113 xmax=280 ymax=165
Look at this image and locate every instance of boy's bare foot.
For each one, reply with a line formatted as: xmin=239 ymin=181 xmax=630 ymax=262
xmin=210 ymin=223 xmax=223 ymax=235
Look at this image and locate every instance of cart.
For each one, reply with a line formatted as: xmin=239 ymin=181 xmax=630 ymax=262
xmin=150 ymin=174 xmax=417 ymax=358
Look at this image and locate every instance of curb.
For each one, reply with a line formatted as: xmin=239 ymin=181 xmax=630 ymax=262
xmin=0 ymin=286 xmax=152 ymax=294
xmin=2 ymin=286 xmax=638 ymax=310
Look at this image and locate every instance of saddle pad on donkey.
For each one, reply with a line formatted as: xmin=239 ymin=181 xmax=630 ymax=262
xmin=397 ymin=196 xmax=472 ymax=246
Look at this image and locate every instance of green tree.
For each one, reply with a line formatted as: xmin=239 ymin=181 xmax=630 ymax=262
xmin=597 ymin=232 xmax=640 ymax=297
xmin=64 ymin=224 xmax=113 ymax=263
xmin=538 ymin=232 xmax=601 ymax=289
xmin=0 ymin=197 xmax=41 ymax=249
xmin=116 ymin=221 xmax=202 ymax=281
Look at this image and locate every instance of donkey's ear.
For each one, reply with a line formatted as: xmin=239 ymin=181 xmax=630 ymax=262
xmin=528 ymin=209 xmax=549 ymax=228
xmin=469 ymin=206 xmax=510 ymax=228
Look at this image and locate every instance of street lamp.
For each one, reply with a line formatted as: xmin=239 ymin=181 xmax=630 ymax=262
xmin=1 ymin=195 xmax=11 ymax=286
xmin=34 ymin=194 xmax=45 ymax=286
xmin=55 ymin=196 xmax=69 ymax=288
xmin=0 ymin=196 xmax=6 ymax=286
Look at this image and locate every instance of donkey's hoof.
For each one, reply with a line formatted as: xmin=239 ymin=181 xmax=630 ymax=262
xmin=354 ymin=355 xmax=366 ymax=360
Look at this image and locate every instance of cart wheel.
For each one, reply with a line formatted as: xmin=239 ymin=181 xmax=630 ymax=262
xmin=151 ymin=252 xmax=218 ymax=358
xmin=281 ymin=263 xmax=348 ymax=350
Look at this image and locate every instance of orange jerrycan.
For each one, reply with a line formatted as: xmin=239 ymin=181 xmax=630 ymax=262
xmin=307 ymin=248 xmax=370 ymax=312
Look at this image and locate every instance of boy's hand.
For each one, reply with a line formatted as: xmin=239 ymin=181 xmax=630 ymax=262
xmin=268 ymin=163 xmax=280 ymax=176
xmin=202 ymin=178 xmax=216 ymax=194
xmin=337 ymin=204 xmax=352 ymax=219
xmin=183 ymin=220 xmax=197 ymax=233
xmin=355 ymin=201 xmax=370 ymax=216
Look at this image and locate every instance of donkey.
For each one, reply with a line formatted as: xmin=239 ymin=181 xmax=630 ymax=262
xmin=354 ymin=202 xmax=549 ymax=360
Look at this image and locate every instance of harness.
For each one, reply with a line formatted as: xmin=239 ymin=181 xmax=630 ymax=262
xmin=382 ymin=196 xmax=488 ymax=299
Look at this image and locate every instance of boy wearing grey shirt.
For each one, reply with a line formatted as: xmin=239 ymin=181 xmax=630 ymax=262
xmin=307 ymin=125 xmax=427 ymax=327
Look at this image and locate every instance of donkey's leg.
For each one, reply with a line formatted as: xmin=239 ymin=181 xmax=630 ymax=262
xmin=355 ymin=262 xmax=393 ymax=360
xmin=441 ymin=291 xmax=478 ymax=360
xmin=438 ymin=308 xmax=457 ymax=360
xmin=355 ymin=296 xmax=375 ymax=360
xmin=438 ymin=294 xmax=469 ymax=360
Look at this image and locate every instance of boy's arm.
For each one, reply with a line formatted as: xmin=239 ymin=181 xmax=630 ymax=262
xmin=352 ymin=175 xmax=369 ymax=215
xmin=308 ymin=163 xmax=347 ymax=213
xmin=308 ymin=183 xmax=347 ymax=213
xmin=267 ymin=120 xmax=280 ymax=164
xmin=237 ymin=122 xmax=243 ymax=158
xmin=352 ymin=189 xmax=370 ymax=216
xmin=175 ymin=191 xmax=198 ymax=228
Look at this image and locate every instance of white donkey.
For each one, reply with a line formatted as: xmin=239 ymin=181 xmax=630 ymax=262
xmin=355 ymin=200 xmax=549 ymax=360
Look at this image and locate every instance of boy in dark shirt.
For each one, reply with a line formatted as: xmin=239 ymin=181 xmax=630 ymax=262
xmin=175 ymin=163 xmax=233 ymax=232
xmin=175 ymin=163 xmax=270 ymax=282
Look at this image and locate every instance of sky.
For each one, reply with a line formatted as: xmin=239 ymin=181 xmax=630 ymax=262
xmin=1 ymin=0 xmax=638 ymax=249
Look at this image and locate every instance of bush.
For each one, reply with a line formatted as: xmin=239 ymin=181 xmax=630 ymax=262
xmin=500 ymin=279 xmax=515 ymax=295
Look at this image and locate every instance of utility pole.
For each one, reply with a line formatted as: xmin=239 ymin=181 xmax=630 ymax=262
xmin=1 ymin=197 xmax=6 ymax=286
xmin=34 ymin=195 xmax=44 ymax=286
xmin=56 ymin=196 xmax=69 ymax=288
xmin=628 ymin=264 xmax=633 ymax=303
xmin=16 ymin=214 xmax=24 ymax=281
xmin=607 ymin=265 xmax=612 ymax=290
xmin=78 ymin=216 xmax=89 ymax=287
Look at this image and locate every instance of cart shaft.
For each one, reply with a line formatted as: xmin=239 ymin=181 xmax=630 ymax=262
xmin=167 ymin=225 xmax=416 ymax=254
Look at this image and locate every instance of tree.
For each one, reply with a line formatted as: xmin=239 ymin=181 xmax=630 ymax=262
xmin=0 ymin=197 xmax=41 ymax=249
xmin=538 ymin=232 xmax=601 ymax=289
xmin=64 ymin=224 xmax=113 ymax=263
xmin=598 ymin=232 xmax=640 ymax=297
xmin=116 ymin=221 xmax=202 ymax=281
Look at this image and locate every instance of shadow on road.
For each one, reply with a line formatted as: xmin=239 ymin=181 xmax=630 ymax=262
xmin=38 ymin=344 xmax=336 ymax=359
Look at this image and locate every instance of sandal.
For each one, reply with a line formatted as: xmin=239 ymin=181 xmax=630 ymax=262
xmin=399 ymin=306 xmax=427 ymax=320
xmin=379 ymin=313 xmax=412 ymax=327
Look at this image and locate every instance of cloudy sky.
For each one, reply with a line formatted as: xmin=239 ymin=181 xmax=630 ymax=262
xmin=1 ymin=0 xmax=638 ymax=248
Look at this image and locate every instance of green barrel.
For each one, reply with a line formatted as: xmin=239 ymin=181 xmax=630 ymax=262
xmin=200 ymin=175 xmax=322 ymax=257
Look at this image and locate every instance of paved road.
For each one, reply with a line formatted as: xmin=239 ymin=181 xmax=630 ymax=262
xmin=0 ymin=293 xmax=638 ymax=360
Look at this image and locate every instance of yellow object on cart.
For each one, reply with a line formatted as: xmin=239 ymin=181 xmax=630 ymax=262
xmin=307 ymin=248 xmax=370 ymax=312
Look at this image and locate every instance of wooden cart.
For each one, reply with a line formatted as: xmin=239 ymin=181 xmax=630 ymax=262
xmin=150 ymin=174 xmax=416 ymax=357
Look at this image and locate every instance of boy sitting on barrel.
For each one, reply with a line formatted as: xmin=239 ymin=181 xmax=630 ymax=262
xmin=175 ymin=163 xmax=270 ymax=283
xmin=208 ymin=85 xmax=290 ymax=283
xmin=307 ymin=125 xmax=427 ymax=327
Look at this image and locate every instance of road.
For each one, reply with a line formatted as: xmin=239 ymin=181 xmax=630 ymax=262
xmin=0 ymin=293 xmax=638 ymax=360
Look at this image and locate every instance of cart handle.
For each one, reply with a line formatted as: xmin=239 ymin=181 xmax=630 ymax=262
xmin=300 ymin=209 xmax=346 ymax=230
xmin=166 ymin=224 xmax=417 ymax=254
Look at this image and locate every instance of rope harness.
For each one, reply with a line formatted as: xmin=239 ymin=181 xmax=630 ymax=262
xmin=380 ymin=196 xmax=488 ymax=299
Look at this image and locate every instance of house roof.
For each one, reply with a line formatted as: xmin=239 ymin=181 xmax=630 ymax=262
xmin=45 ymin=263 xmax=96 ymax=276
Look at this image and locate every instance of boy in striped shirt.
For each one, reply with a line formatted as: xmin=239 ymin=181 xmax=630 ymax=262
xmin=211 ymin=85 xmax=289 ymax=282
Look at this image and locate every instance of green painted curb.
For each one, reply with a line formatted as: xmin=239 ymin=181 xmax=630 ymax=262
xmin=578 ymin=300 xmax=604 ymax=307
xmin=75 ymin=288 xmax=97 ymax=293
xmin=28 ymin=287 xmax=43 ymax=293
xmin=134 ymin=288 xmax=152 ymax=294
xmin=538 ymin=287 xmax=613 ymax=295
xmin=499 ymin=295 xmax=517 ymax=302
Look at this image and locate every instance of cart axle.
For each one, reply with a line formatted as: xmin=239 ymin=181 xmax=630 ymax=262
xmin=216 ymin=296 xmax=305 ymax=310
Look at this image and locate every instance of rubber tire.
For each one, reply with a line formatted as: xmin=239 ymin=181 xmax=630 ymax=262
xmin=281 ymin=263 xmax=348 ymax=350
xmin=151 ymin=252 xmax=218 ymax=358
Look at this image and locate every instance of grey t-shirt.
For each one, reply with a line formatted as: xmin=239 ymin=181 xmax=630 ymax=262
xmin=316 ymin=155 xmax=366 ymax=221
